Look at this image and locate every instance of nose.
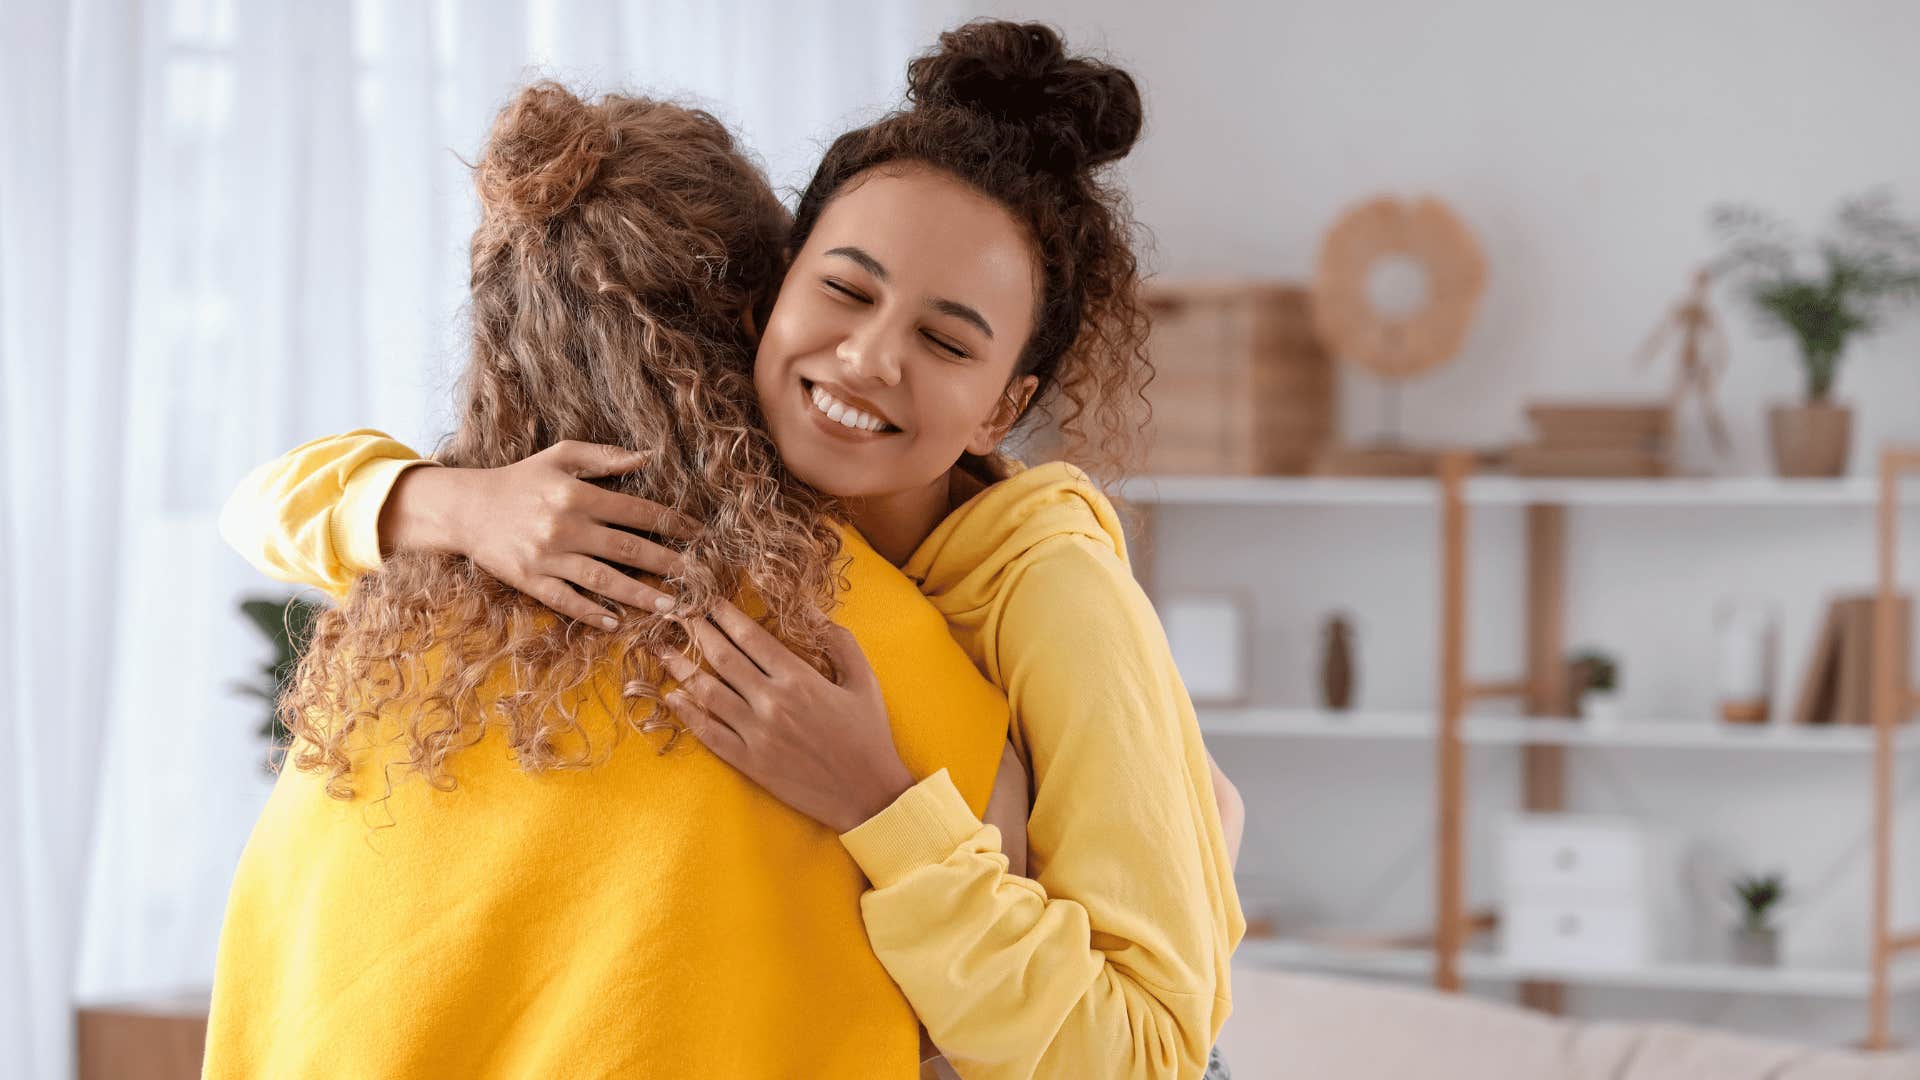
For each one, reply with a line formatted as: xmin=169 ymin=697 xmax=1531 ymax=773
xmin=836 ymin=319 xmax=903 ymax=386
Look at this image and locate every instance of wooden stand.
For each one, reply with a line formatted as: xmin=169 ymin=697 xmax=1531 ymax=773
xmin=1430 ymin=446 xmax=1920 ymax=1046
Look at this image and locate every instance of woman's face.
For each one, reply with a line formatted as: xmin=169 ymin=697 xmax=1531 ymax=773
xmin=753 ymin=164 xmax=1039 ymax=500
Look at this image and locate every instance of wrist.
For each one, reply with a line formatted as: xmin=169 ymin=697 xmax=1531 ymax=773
xmin=846 ymin=760 xmax=917 ymax=834
xmin=380 ymin=464 xmax=466 ymax=558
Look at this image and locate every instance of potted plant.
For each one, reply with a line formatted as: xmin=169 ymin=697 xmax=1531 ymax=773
xmin=1710 ymin=190 xmax=1920 ymax=477
xmin=1730 ymin=872 xmax=1786 ymax=966
xmin=1568 ymin=648 xmax=1622 ymax=728
xmin=234 ymin=594 xmax=327 ymax=772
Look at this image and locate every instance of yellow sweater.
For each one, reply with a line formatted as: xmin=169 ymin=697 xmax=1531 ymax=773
xmin=869 ymin=460 xmax=1246 ymax=1078
xmin=218 ymin=433 xmax=1242 ymax=1079
xmin=205 ymin=435 xmax=1011 ymax=1078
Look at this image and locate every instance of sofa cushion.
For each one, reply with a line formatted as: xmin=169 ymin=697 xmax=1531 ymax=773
xmin=1219 ymin=968 xmax=1920 ymax=1080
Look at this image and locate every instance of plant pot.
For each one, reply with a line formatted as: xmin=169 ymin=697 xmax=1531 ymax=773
xmin=1731 ymin=924 xmax=1780 ymax=966
xmin=1579 ymin=690 xmax=1622 ymax=730
xmin=1767 ymin=402 xmax=1852 ymax=477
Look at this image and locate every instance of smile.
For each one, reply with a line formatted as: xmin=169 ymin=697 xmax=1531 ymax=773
xmin=803 ymin=379 xmax=901 ymax=435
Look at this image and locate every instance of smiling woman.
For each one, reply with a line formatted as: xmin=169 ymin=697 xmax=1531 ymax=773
xmin=755 ymin=164 xmax=1044 ymax=558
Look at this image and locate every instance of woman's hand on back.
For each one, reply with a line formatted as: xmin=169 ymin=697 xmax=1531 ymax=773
xmin=651 ymin=602 xmax=917 ymax=836
xmin=383 ymin=440 xmax=698 ymax=629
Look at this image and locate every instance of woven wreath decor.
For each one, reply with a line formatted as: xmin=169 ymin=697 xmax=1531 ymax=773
xmin=1311 ymin=195 xmax=1487 ymax=380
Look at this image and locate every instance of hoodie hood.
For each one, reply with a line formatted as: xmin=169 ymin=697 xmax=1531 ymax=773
xmin=904 ymin=460 xmax=1129 ymax=624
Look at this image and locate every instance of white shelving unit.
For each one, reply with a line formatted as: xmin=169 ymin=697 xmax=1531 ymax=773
xmin=1119 ymin=474 xmax=1892 ymax=508
xmin=1237 ymin=938 xmax=1920 ymax=1000
xmin=1139 ymin=454 xmax=1920 ymax=1045
xmin=1200 ymin=706 xmax=1920 ymax=753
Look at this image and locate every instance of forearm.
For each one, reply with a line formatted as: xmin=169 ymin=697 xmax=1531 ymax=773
xmin=217 ymin=429 xmax=432 ymax=597
xmin=378 ymin=461 xmax=467 ymax=560
xmin=1208 ymin=752 xmax=1245 ymax=869
xmin=843 ymin=771 xmax=1214 ymax=1079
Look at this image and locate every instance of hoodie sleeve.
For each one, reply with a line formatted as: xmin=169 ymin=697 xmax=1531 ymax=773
xmin=219 ymin=429 xmax=435 ymax=599
xmin=839 ymin=534 xmax=1242 ymax=1079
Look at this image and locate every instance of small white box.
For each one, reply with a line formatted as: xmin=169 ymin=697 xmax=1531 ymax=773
xmin=1161 ymin=593 xmax=1250 ymax=705
xmin=1499 ymin=814 xmax=1686 ymax=970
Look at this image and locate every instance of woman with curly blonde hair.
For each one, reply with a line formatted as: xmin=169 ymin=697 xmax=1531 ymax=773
xmin=205 ymin=82 xmax=1017 ymax=1079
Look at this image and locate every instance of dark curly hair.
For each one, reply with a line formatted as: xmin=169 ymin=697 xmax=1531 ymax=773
xmin=790 ymin=19 xmax=1153 ymax=480
xmin=282 ymin=83 xmax=843 ymax=797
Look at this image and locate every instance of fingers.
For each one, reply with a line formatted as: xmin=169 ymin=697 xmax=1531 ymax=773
xmin=683 ymin=616 xmax=774 ymax=708
xmin=575 ymin=524 xmax=685 ymax=578
xmin=580 ymin=484 xmax=699 ymax=542
xmin=553 ymin=554 xmax=672 ymax=614
xmin=526 ymin=574 xmax=621 ymax=630
xmin=654 ymin=645 xmax=755 ymax=731
xmin=822 ymin=623 xmax=875 ymax=690
xmin=664 ymin=690 xmax=751 ymax=766
xmin=549 ymin=440 xmax=652 ymax=481
xmin=703 ymin=600 xmax=808 ymax=681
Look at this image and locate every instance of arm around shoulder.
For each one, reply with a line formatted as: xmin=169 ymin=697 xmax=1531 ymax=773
xmin=218 ymin=429 xmax=433 ymax=597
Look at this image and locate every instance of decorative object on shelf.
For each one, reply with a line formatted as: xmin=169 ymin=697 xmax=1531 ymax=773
xmin=1729 ymin=872 xmax=1786 ymax=967
xmin=1713 ymin=597 xmax=1777 ymax=725
xmin=234 ymin=593 xmax=327 ymax=772
xmin=1790 ymin=592 xmax=1912 ymax=726
xmin=1319 ymin=611 xmax=1357 ymax=711
xmin=1510 ymin=402 xmax=1674 ymax=477
xmin=1711 ymin=190 xmax=1920 ymax=477
xmin=1567 ymin=648 xmax=1621 ymax=729
xmin=1308 ymin=195 xmax=1487 ymax=477
xmin=1135 ymin=281 xmax=1333 ymax=475
xmin=1499 ymin=814 xmax=1686 ymax=972
xmin=1161 ymin=593 xmax=1251 ymax=705
xmin=1631 ymin=268 xmax=1734 ymax=459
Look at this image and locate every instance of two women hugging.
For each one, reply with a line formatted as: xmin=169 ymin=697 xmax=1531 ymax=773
xmin=206 ymin=19 xmax=1244 ymax=1080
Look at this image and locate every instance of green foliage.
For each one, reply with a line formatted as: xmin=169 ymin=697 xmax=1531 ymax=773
xmin=234 ymin=594 xmax=327 ymax=771
xmin=1711 ymin=191 xmax=1920 ymax=401
xmin=1571 ymin=648 xmax=1618 ymax=692
xmin=1731 ymin=872 xmax=1786 ymax=929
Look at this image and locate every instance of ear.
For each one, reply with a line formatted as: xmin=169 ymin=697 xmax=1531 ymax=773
xmin=965 ymin=374 xmax=1039 ymax=456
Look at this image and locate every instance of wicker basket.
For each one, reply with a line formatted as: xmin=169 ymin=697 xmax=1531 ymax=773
xmin=1137 ymin=281 xmax=1334 ymax=475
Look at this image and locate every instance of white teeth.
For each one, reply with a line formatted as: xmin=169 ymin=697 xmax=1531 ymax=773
xmin=808 ymin=383 xmax=890 ymax=433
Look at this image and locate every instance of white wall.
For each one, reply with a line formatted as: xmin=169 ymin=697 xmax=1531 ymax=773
xmin=974 ymin=0 xmax=1920 ymax=1051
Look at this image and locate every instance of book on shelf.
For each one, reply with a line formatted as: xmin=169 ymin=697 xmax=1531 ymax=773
xmin=1791 ymin=593 xmax=1911 ymax=726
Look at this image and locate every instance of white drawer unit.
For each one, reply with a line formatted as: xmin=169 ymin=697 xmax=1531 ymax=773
xmin=1503 ymin=817 xmax=1647 ymax=901
xmin=1500 ymin=814 xmax=1687 ymax=970
xmin=1504 ymin=901 xmax=1649 ymax=971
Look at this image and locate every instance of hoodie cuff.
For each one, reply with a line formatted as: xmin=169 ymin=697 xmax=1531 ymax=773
xmin=839 ymin=769 xmax=981 ymax=889
xmin=333 ymin=457 xmax=440 ymax=573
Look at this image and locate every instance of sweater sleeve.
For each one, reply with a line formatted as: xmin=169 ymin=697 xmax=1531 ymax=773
xmin=218 ymin=429 xmax=435 ymax=599
xmin=839 ymin=536 xmax=1239 ymax=1079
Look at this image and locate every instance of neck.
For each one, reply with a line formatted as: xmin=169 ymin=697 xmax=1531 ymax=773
xmin=845 ymin=471 xmax=960 ymax=566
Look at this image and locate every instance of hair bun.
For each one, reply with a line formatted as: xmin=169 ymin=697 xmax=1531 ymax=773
xmin=475 ymin=81 xmax=612 ymax=231
xmin=906 ymin=21 xmax=1142 ymax=175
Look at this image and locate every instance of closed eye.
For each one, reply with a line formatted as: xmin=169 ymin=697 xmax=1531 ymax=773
xmin=824 ymin=278 xmax=870 ymax=303
xmin=922 ymin=331 xmax=968 ymax=359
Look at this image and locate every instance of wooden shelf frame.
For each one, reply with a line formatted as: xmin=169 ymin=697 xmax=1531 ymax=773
xmin=1431 ymin=446 xmax=1920 ymax=1049
xmin=1869 ymin=448 xmax=1920 ymax=1048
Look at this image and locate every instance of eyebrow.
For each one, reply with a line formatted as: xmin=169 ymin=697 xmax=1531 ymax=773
xmin=824 ymin=245 xmax=997 ymax=341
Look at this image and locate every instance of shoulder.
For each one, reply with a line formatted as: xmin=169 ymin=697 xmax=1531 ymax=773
xmin=994 ymin=533 xmax=1164 ymax=674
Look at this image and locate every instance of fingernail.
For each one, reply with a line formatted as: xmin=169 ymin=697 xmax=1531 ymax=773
xmin=653 ymin=595 xmax=674 ymax=613
xmin=599 ymin=615 xmax=618 ymax=631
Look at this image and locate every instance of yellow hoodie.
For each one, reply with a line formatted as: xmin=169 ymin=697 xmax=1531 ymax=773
xmin=218 ymin=434 xmax=1242 ymax=1079
xmin=204 ymin=433 xmax=1012 ymax=1078
xmin=841 ymin=459 xmax=1244 ymax=1078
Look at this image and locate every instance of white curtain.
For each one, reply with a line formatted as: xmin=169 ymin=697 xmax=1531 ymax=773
xmin=0 ymin=2 xmax=958 ymax=1077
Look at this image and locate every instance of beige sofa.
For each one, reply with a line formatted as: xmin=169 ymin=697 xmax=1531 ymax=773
xmin=1218 ymin=970 xmax=1920 ymax=1079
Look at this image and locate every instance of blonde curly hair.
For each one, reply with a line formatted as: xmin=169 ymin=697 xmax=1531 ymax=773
xmin=281 ymin=82 xmax=843 ymax=798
